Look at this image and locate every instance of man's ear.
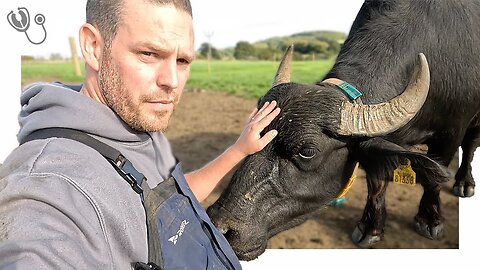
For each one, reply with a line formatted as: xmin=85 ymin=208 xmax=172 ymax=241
xmin=356 ymin=138 xmax=451 ymax=186
xmin=79 ymin=23 xmax=103 ymax=72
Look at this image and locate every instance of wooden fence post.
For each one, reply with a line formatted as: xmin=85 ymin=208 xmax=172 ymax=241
xmin=69 ymin=36 xmax=82 ymax=76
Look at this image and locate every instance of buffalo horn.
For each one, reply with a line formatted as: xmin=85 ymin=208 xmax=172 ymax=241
xmin=338 ymin=53 xmax=430 ymax=136
xmin=272 ymin=45 xmax=294 ymax=87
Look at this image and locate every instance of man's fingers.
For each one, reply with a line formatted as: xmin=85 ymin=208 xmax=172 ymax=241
xmin=251 ymin=101 xmax=277 ymax=123
xmin=256 ymin=107 xmax=280 ymax=130
xmin=239 ymin=100 xmax=281 ymax=154
xmin=258 ymin=129 xmax=278 ymax=149
xmin=251 ymin=101 xmax=270 ymax=121
xmin=247 ymin=108 xmax=258 ymax=123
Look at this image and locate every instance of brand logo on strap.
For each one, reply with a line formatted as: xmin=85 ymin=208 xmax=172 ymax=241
xmin=168 ymin=220 xmax=189 ymax=245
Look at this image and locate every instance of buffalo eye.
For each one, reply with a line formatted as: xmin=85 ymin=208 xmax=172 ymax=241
xmin=298 ymin=147 xmax=317 ymax=159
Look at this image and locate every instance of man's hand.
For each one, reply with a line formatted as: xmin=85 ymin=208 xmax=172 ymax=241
xmin=185 ymin=101 xmax=280 ymax=202
xmin=233 ymin=101 xmax=281 ymax=157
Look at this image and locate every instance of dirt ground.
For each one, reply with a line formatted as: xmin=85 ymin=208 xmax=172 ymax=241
xmin=166 ymin=89 xmax=459 ymax=250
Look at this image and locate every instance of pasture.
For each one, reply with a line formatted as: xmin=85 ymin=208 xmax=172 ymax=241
xmin=21 ymin=59 xmax=458 ymax=249
xmin=21 ymin=59 xmax=334 ymax=96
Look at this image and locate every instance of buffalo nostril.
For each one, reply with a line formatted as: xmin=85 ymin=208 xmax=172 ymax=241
xmin=217 ymin=225 xmax=229 ymax=235
xmin=216 ymin=223 xmax=231 ymax=234
xmin=222 ymin=228 xmax=236 ymax=241
xmin=215 ymin=223 xmax=235 ymax=240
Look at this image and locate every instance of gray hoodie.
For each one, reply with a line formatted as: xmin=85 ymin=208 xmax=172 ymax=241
xmin=0 ymin=83 xmax=177 ymax=269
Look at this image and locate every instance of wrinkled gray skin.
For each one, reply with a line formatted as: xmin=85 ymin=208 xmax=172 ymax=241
xmin=208 ymin=0 xmax=480 ymax=261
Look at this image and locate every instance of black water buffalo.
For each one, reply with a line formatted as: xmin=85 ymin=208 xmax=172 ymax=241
xmin=207 ymin=0 xmax=480 ymax=260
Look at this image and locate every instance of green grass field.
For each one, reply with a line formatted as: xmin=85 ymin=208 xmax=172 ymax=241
xmin=21 ymin=61 xmax=85 ymax=87
xmin=21 ymin=59 xmax=335 ymax=99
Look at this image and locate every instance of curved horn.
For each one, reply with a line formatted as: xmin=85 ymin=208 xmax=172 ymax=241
xmin=338 ymin=53 xmax=430 ymax=136
xmin=272 ymin=45 xmax=294 ymax=87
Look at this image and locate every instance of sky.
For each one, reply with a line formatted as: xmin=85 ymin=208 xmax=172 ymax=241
xmin=2 ymin=0 xmax=365 ymax=59
xmin=0 ymin=0 xmax=479 ymax=269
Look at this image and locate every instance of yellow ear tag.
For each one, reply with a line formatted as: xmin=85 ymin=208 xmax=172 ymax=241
xmin=393 ymin=159 xmax=416 ymax=186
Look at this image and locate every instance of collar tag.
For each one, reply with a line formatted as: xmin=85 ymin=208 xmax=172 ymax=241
xmin=322 ymin=78 xmax=363 ymax=101
xmin=337 ymin=81 xmax=362 ymax=101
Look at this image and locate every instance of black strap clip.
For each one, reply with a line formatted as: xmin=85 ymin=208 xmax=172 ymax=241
xmin=109 ymin=155 xmax=145 ymax=194
xmin=134 ymin=262 xmax=162 ymax=270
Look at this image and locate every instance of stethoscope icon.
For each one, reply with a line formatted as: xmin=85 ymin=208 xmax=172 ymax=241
xmin=7 ymin=7 xmax=47 ymax=45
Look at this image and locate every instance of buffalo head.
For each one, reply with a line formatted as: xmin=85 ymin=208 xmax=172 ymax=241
xmin=207 ymin=46 xmax=438 ymax=260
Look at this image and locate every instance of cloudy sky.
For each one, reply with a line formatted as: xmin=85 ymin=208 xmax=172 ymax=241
xmin=3 ymin=0 xmax=364 ymax=58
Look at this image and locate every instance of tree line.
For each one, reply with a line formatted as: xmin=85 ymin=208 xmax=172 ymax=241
xmin=197 ymin=30 xmax=347 ymax=61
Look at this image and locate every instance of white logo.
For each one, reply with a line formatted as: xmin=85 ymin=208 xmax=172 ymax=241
xmin=168 ymin=220 xmax=189 ymax=245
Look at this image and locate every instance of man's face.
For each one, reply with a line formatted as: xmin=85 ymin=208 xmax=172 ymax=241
xmin=99 ymin=1 xmax=194 ymax=132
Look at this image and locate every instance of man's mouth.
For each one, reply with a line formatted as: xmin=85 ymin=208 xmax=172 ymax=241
xmin=154 ymin=98 xmax=174 ymax=103
xmin=145 ymin=99 xmax=174 ymax=111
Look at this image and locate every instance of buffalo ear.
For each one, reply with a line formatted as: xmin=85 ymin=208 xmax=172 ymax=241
xmin=356 ymin=138 xmax=451 ymax=186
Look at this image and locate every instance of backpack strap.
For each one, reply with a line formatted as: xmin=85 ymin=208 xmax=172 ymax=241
xmin=22 ymin=128 xmax=145 ymax=195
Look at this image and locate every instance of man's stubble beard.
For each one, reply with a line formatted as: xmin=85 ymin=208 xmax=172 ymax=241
xmin=98 ymin=49 xmax=177 ymax=133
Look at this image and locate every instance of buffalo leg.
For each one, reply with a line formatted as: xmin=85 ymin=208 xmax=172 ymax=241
xmin=414 ymin=183 xmax=444 ymax=239
xmin=351 ymin=176 xmax=388 ymax=247
xmin=453 ymin=126 xmax=480 ymax=197
xmin=415 ymin=138 xmax=460 ymax=240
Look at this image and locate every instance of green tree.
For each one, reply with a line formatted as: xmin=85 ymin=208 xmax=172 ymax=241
xmin=234 ymin=41 xmax=256 ymax=60
xmin=317 ymin=36 xmax=341 ymax=58
xmin=255 ymin=47 xmax=277 ymax=61
xmin=198 ymin=42 xmax=220 ymax=60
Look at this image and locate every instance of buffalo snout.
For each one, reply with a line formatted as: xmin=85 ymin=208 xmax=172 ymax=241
xmin=207 ymin=201 xmax=268 ymax=261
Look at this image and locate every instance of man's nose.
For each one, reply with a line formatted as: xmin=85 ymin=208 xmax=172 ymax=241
xmin=156 ymin=59 xmax=179 ymax=90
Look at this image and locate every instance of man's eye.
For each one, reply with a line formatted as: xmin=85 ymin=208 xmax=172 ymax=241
xmin=141 ymin=51 xmax=154 ymax=57
xmin=177 ymin=58 xmax=190 ymax=65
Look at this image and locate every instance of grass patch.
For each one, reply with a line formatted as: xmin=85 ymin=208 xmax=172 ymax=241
xmin=187 ymin=60 xmax=334 ymax=99
xmin=21 ymin=61 xmax=85 ymax=87
xmin=21 ymin=59 xmax=335 ymax=99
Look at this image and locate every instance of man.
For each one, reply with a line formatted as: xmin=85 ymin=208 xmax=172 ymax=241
xmin=0 ymin=0 xmax=279 ymax=269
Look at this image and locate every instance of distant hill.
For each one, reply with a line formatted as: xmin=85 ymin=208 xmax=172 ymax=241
xmin=256 ymin=30 xmax=347 ymax=47
xmin=253 ymin=30 xmax=347 ymax=60
xmin=199 ymin=30 xmax=347 ymax=61
xmin=291 ymin=30 xmax=347 ymax=41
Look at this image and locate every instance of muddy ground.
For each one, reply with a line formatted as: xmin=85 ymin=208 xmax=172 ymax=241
xmin=166 ymin=90 xmax=459 ymax=250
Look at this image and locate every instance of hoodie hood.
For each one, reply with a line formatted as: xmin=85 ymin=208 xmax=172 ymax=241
xmin=18 ymin=82 xmax=149 ymax=143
